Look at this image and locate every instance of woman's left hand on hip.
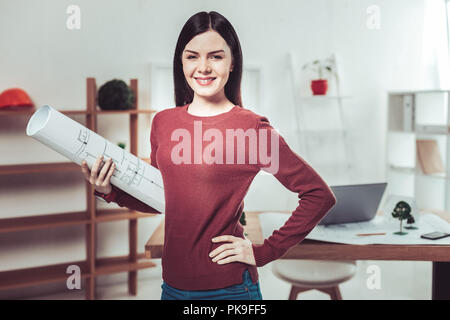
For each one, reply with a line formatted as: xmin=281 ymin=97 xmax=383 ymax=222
xmin=209 ymin=234 xmax=256 ymax=266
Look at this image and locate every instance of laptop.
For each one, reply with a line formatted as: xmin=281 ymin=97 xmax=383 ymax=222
xmin=318 ymin=182 xmax=387 ymax=225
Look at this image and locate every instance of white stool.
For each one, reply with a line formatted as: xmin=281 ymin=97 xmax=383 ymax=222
xmin=271 ymin=259 xmax=357 ymax=300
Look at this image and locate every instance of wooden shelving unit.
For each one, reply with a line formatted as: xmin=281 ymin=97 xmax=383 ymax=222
xmin=0 ymin=78 xmax=159 ymax=299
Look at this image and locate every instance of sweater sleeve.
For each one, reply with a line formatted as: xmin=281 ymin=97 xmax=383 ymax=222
xmin=251 ymin=116 xmax=337 ymax=267
xmin=94 ymin=113 xmax=161 ymax=214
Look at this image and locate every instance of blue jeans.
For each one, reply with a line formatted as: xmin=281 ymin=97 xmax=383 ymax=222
xmin=160 ymin=269 xmax=263 ymax=300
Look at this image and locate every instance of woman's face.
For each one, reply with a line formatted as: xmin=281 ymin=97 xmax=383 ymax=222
xmin=182 ymin=30 xmax=234 ymax=99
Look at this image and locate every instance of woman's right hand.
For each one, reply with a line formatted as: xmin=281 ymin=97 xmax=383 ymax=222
xmin=81 ymin=155 xmax=115 ymax=195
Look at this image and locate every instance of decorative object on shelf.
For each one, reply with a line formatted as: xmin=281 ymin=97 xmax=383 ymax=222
xmin=416 ymin=139 xmax=445 ymax=175
xmin=118 ymin=142 xmax=126 ymax=149
xmin=97 ymin=79 xmax=135 ymax=110
xmin=391 ymin=201 xmax=412 ymax=235
xmin=302 ymin=56 xmax=335 ymax=95
xmin=0 ymin=88 xmax=34 ymax=110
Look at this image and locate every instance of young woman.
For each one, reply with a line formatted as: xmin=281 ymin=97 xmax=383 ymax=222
xmin=81 ymin=11 xmax=336 ymax=300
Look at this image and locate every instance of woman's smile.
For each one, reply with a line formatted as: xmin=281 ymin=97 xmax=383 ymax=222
xmin=194 ymin=77 xmax=216 ymax=86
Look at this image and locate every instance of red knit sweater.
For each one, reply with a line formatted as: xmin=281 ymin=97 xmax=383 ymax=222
xmin=94 ymin=104 xmax=336 ymax=290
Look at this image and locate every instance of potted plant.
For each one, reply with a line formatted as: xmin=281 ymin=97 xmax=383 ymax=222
xmin=302 ymin=57 xmax=335 ymax=95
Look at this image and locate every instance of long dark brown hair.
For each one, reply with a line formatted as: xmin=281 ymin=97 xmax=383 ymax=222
xmin=173 ymin=11 xmax=243 ymax=107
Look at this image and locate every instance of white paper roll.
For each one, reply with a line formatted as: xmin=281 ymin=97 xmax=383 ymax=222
xmin=26 ymin=105 xmax=165 ymax=213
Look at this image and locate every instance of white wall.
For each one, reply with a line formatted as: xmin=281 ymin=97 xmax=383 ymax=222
xmin=0 ymin=0 xmax=437 ymax=298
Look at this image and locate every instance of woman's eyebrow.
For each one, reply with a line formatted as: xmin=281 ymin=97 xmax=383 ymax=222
xmin=184 ymin=50 xmax=225 ymax=54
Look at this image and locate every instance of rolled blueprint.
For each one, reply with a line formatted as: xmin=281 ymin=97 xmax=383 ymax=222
xmin=26 ymin=105 xmax=165 ymax=213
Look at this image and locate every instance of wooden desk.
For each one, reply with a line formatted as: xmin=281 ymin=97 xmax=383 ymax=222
xmin=145 ymin=211 xmax=450 ymax=300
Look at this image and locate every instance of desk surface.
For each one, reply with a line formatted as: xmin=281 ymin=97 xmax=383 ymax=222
xmin=145 ymin=210 xmax=450 ymax=262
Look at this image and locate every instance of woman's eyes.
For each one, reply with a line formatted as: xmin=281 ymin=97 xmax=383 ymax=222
xmin=187 ymin=55 xmax=223 ymax=59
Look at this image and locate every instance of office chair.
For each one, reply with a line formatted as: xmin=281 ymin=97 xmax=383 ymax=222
xmin=271 ymin=259 xmax=357 ymax=300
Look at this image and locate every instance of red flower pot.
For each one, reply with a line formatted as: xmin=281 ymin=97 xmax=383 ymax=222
xmin=311 ymin=79 xmax=328 ymax=95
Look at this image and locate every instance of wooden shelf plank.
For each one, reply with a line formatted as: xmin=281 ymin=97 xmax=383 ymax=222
xmin=0 ymin=108 xmax=157 ymax=117
xmin=0 ymin=109 xmax=89 ymax=117
xmin=95 ymin=209 xmax=159 ymax=222
xmin=0 ymin=162 xmax=80 ymax=175
xmin=95 ymin=254 xmax=156 ymax=276
xmin=0 ymin=108 xmax=36 ymax=116
xmin=0 ymin=211 xmax=90 ymax=233
xmin=0 ymin=255 xmax=157 ymax=290
xmin=0 ymin=207 xmax=158 ymax=233
xmin=94 ymin=109 xmax=156 ymax=115
xmin=0 ymin=260 xmax=90 ymax=290
xmin=61 ymin=110 xmax=90 ymax=115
